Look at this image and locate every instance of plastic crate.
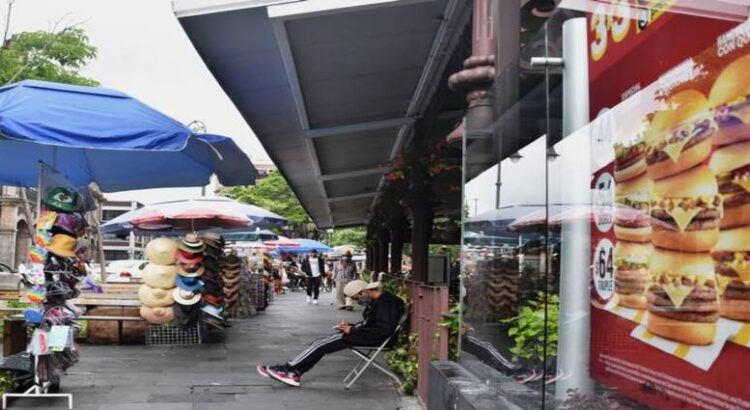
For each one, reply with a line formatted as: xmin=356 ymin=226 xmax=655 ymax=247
xmin=146 ymin=323 xmax=201 ymax=346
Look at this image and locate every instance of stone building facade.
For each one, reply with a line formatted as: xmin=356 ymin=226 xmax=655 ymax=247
xmin=0 ymin=186 xmax=36 ymax=269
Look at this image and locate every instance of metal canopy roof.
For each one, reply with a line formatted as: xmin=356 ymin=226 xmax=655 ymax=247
xmin=175 ymin=0 xmax=470 ymax=228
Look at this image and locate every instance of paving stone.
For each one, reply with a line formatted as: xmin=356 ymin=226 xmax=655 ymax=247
xmin=7 ymin=291 xmax=406 ymax=409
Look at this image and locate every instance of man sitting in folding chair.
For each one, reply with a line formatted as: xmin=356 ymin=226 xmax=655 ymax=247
xmin=257 ymin=279 xmax=405 ymax=387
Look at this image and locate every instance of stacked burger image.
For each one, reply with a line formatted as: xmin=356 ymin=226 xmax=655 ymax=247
xmin=613 ymin=132 xmax=654 ymax=310
xmin=173 ymin=234 xmax=205 ymax=328
xmin=140 ymin=238 xmax=178 ymax=324
xmin=708 ymin=55 xmax=750 ymax=324
xmin=644 ymin=90 xmax=722 ymax=345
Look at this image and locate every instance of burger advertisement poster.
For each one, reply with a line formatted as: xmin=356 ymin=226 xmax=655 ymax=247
xmin=587 ymin=3 xmax=750 ymax=409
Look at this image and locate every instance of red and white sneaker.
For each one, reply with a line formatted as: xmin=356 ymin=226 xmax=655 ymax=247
xmin=267 ymin=365 xmax=302 ymax=387
xmin=256 ymin=365 xmax=270 ymax=378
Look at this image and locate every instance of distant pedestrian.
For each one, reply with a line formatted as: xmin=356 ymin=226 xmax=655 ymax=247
xmin=257 ymin=280 xmax=405 ymax=387
xmin=301 ymin=249 xmax=325 ymax=304
xmin=334 ymin=251 xmax=357 ymax=310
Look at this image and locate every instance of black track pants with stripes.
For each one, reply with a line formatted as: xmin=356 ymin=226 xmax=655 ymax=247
xmin=287 ymin=333 xmax=351 ymax=375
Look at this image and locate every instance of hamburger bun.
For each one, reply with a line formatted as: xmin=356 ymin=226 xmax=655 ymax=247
xmin=646 ymin=312 xmax=717 ymax=345
xmin=653 ymin=165 xmax=718 ymax=198
xmin=709 ymin=54 xmax=750 ymax=146
xmin=615 ymin=225 xmax=652 ymax=243
xmin=720 ymin=203 xmax=750 ymax=229
xmin=709 ymin=141 xmax=750 ymax=227
xmin=615 ymin=174 xmax=653 ymax=242
xmin=652 ymin=227 xmax=719 ymax=253
xmin=646 ymin=137 xmax=712 ymax=181
xmin=615 ymin=157 xmax=646 ymax=182
xmin=616 ymin=293 xmax=647 ymax=310
xmin=709 ymin=140 xmax=750 ymax=176
xmin=714 ymin=225 xmax=750 ymax=252
xmin=616 ymin=172 xmax=653 ymax=197
xmin=646 ymin=90 xmax=709 ymax=144
xmin=615 ymin=240 xmax=654 ymax=260
xmin=651 ymin=166 xmax=721 ymax=251
xmin=645 ymin=91 xmax=712 ymax=180
xmin=649 ymin=248 xmax=715 ymax=278
xmin=719 ymin=297 xmax=750 ymax=322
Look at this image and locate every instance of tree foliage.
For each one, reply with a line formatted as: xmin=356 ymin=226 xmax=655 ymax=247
xmin=222 ymin=171 xmax=317 ymax=237
xmin=329 ymin=227 xmax=366 ymax=248
xmin=0 ymin=27 xmax=98 ymax=86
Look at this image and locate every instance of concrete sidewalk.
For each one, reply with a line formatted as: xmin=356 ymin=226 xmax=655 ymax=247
xmin=5 ymin=290 xmax=416 ymax=410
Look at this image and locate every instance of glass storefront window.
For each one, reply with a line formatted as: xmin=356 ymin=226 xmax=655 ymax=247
xmin=460 ymin=1 xmax=750 ymax=408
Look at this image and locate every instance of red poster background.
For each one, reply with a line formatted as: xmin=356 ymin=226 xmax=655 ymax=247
xmin=587 ymin=2 xmax=750 ymax=409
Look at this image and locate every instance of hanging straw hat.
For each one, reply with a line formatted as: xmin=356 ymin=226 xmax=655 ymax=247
xmin=139 ymin=284 xmax=175 ymax=307
xmin=176 ymin=263 xmax=205 ymax=278
xmin=47 ymin=234 xmax=77 ymax=258
xmin=179 ymin=233 xmax=206 ymax=254
xmin=145 ymin=237 xmax=178 ymax=265
xmin=175 ymin=275 xmax=203 ymax=292
xmin=225 ymin=292 xmax=239 ymax=304
xmin=172 ymin=287 xmax=202 ymax=306
xmin=176 ymin=249 xmax=205 ymax=265
xmin=223 ymin=274 xmax=241 ymax=286
xmin=140 ymin=306 xmax=175 ymax=324
xmin=142 ymin=263 xmax=177 ymax=289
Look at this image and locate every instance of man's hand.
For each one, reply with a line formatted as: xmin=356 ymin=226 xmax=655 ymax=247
xmin=337 ymin=320 xmax=350 ymax=327
xmin=338 ymin=324 xmax=353 ymax=334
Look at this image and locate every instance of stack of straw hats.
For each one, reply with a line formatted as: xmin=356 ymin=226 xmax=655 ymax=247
xmin=172 ymin=234 xmax=205 ymax=327
xmin=222 ymin=254 xmax=242 ymax=308
xmin=140 ymin=238 xmax=178 ymax=324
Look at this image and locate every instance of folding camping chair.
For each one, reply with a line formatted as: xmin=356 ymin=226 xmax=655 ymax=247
xmin=343 ymin=311 xmax=409 ymax=390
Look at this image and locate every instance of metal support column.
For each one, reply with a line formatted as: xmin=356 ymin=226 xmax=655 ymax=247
xmin=555 ymin=17 xmax=594 ymax=400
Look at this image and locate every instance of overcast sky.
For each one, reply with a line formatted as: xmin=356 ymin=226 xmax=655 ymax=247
xmin=7 ymin=0 xmax=270 ymax=204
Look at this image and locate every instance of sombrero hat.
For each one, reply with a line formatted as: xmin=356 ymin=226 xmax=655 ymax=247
xmin=139 ymin=285 xmax=174 ymax=307
xmin=225 ymin=292 xmax=239 ymax=304
xmin=145 ymin=237 xmax=178 ymax=265
xmin=140 ymin=306 xmax=175 ymax=324
xmin=176 ymin=249 xmax=205 ymax=265
xmin=176 ymin=263 xmax=205 ymax=278
xmin=172 ymin=287 xmax=202 ymax=306
xmin=202 ymin=292 xmax=223 ymax=307
xmin=223 ymin=274 xmax=241 ymax=286
xmin=179 ymin=233 xmax=206 ymax=254
xmin=142 ymin=263 xmax=177 ymax=289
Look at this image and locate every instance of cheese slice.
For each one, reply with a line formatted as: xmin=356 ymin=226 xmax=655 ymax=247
xmin=665 ymin=207 xmax=702 ymax=232
xmin=726 ymin=259 xmax=750 ymax=283
xmin=733 ymin=173 xmax=750 ymax=193
xmin=661 ymin=138 xmax=691 ymax=163
xmin=662 ymin=283 xmax=695 ymax=309
xmin=717 ymin=275 xmax=734 ymax=294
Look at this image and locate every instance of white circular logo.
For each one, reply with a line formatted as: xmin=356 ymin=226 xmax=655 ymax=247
xmin=593 ymin=172 xmax=615 ymax=232
xmin=593 ymin=238 xmax=615 ymax=301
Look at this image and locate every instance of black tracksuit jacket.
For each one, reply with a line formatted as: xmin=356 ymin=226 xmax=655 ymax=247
xmin=344 ymin=291 xmax=405 ymax=346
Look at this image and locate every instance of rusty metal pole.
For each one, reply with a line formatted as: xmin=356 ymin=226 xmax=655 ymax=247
xmin=389 ymin=213 xmax=405 ymax=275
xmin=377 ymin=229 xmax=390 ymax=277
xmin=448 ymin=0 xmax=497 ymax=145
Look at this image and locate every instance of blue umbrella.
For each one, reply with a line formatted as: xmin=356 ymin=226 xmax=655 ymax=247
xmin=0 ymin=80 xmax=256 ymax=191
xmin=291 ymin=238 xmax=332 ymax=253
